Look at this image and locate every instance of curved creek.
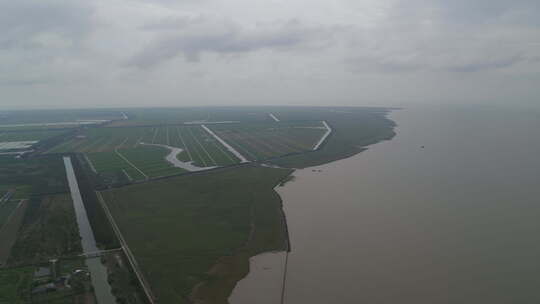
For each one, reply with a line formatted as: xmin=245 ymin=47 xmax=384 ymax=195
xmin=141 ymin=143 xmax=216 ymax=171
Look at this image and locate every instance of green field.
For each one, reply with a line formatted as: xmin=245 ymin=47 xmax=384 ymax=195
xmin=48 ymin=125 xmax=240 ymax=165
xmin=209 ymin=121 xmax=327 ymax=161
xmin=8 ymin=194 xmax=82 ymax=266
xmin=0 ymin=130 xmax=67 ymax=143
xmin=0 ymin=200 xmax=20 ymax=228
xmin=48 ymin=125 xmax=243 ymax=181
xmin=101 ymin=165 xmax=292 ymax=304
xmin=0 ymin=109 xmax=124 ymax=125
xmin=268 ymin=107 xmax=397 ymax=168
xmin=0 ymin=155 xmax=68 ymax=199
xmin=0 ymin=201 xmax=28 ymax=266
xmin=0 ymin=267 xmax=33 ymax=304
xmin=107 ymin=107 xmax=274 ymax=127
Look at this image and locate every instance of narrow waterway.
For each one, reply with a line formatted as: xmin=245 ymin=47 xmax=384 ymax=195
xmin=63 ymin=156 xmax=116 ymax=304
xmin=231 ymin=107 xmax=540 ymax=304
xmin=140 ymin=143 xmax=216 ymax=171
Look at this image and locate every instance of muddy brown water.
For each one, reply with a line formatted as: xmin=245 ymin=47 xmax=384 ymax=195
xmin=231 ymin=107 xmax=540 ymax=304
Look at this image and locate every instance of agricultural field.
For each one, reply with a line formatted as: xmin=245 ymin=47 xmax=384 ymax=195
xmin=0 ymin=130 xmax=68 ymax=154
xmin=48 ymin=125 xmax=243 ymax=181
xmin=88 ymin=145 xmax=184 ymax=181
xmin=0 ymin=155 xmax=71 ymax=266
xmin=0 ymin=266 xmax=33 ymax=304
xmin=0 ymin=201 xmax=27 ymax=266
xmin=208 ymin=121 xmax=328 ymax=161
xmin=107 ymin=107 xmax=276 ymax=127
xmin=0 ymin=109 xmax=125 ymax=130
xmin=8 ymin=194 xmax=82 ymax=266
xmin=0 ymin=130 xmax=66 ymax=143
xmin=100 ymin=165 xmax=292 ymax=304
xmin=0 ymin=155 xmax=68 ymax=199
xmin=269 ymin=107 xmax=397 ymax=168
xmin=0 ymin=200 xmax=20 ymax=228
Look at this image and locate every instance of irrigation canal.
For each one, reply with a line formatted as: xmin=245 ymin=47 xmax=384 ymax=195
xmin=63 ymin=156 xmax=116 ymax=304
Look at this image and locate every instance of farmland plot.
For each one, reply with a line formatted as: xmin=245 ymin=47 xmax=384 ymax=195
xmin=0 ymin=130 xmax=66 ymax=143
xmin=0 ymin=200 xmax=20 ymax=229
xmin=208 ymin=121 xmax=328 ymax=161
xmin=51 ymin=125 xmax=241 ymax=181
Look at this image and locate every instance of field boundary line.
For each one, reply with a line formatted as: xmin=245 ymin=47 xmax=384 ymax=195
xmin=225 ymin=132 xmax=261 ymax=160
xmin=228 ymin=132 xmax=274 ymax=158
xmin=205 ymin=131 xmax=236 ymax=163
xmin=0 ymin=199 xmax=27 ymax=266
xmin=79 ymin=136 xmax=107 ymax=153
xmin=176 ymin=127 xmax=193 ymax=162
xmin=134 ymin=130 xmax=145 ymax=148
xmin=115 ymin=148 xmax=148 ymax=180
xmin=116 ymin=137 xmax=129 ymax=150
xmin=268 ymin=134 xmax=307 ymax=151
xmin=96 ymin=191 xmax=156 ymax=304
xmin=201 ymin=125 xmax=249 ymax=163
xmin=122 ymin=169 xmax=133 ymax=181
xmin=84 ymin=154 xmax=98 ymax=174
xmin=189 ymin=127 xmax=217 ymax=166
xmin=151 ymin=128 xmax=158 ymax=144
xmin=0 ymin=190 xmax=14 ymax=206
xmin=240 ymin=131 xmax=288 ymax=155
xmin=186 ymin=127 xmax=208 ymax=166
xmin=269 ymin=113 xmax=280 ymax=122
xmin=0 ymin=199 xmax=23 ymax=233
xmin=313 ymin=120 xmax=332 ymax=150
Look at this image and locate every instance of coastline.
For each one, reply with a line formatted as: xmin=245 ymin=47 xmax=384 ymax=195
xmin=229 ymin=110 xmax=398 ymax=304
xmin=190 ymin=168 xmax=294 ymax=304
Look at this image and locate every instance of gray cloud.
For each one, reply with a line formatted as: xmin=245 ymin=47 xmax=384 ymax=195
xmin=128 ymin=19 xmax=333 ymax=67
xmin=343 ymin=0 xmax=540 ymax=75
xmin=0 ymin=0 xmax=94 ymax=50
xmin=446 ymin=55 xmax=525 ymax=73
xmin=0 ymin=0 xmax=539 ymax=108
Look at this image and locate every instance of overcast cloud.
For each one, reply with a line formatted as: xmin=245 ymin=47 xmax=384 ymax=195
xmin=1 ymin=0 xmax=539 ymax=109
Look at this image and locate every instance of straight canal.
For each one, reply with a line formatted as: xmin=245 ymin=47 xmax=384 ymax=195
xmin=63 ymin=156 xmax=116 ymax=304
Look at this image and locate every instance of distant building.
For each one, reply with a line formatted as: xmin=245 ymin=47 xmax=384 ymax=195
xmin=34 ymin=267 xmax=51 ymax=278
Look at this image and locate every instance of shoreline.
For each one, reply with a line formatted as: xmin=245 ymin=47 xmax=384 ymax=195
xmin=229 ymin=110 xmax=399 ymax=303
xmin=189 ymin=167 xmax=294 ymax=304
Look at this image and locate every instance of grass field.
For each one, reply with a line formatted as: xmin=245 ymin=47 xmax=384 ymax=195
xmin=0 ymin=201 xmax=28 ymax=266
xmin=0 ymin=130 xmax=67 ymax=144
xmin=268 ymin=108 xmax=397 ymax=168
xmin=0 ymin=200 xmax=20 ymax=228
xmin=48 ymin=126 xmax=240 ymax=165
xmin=100 ymin=165 xmax=292 ymax=304
xmin=0 ymin=155 xmax=68 ymax=199
xmin=107 ymin=107 xmax=275 ymax=127
xmin=8 ymin=195 xmax=82 ymax=266
xmin=208 ymin=121 xmax=327 ymax=161
xmin=0 ymin=267 xmax=33 ymax=304
xmin=49 ymin=125 xmax=242 ymax=181
xmin=0 ymin=109 xmax=124 ymax=125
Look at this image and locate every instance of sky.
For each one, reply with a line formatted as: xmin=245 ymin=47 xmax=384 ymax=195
xmin=1 ymin=0 xmax=539 ymax=109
